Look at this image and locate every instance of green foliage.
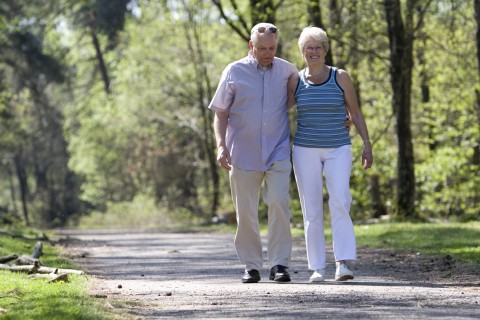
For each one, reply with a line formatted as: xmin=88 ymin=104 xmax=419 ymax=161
xmin=64 ymin=1 xmax=245 ymax=220
xmin=411 ymin=2 xmax=479 ymax=220
xmin=0 ymin=0 xmax=85 ymax=227
xmin=71 ymin=193 xmax=200 ymax=229
xmin=0 ymin=0 xmax=479 ymax=227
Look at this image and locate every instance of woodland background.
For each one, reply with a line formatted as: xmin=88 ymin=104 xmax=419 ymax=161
xmin=0 ymin=0 xmax=479 ymax=228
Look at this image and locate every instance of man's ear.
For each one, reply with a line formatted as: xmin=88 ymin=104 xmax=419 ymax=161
xmin=249 ymin=40 xmax=253 ymax=50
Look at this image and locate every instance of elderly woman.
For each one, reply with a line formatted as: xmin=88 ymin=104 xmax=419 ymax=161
xmin=288 ymin=26 xmax=373 ymax=282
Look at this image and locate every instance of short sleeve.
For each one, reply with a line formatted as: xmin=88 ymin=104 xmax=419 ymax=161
xmin=208 ymin=67 xmax=234 ymax=112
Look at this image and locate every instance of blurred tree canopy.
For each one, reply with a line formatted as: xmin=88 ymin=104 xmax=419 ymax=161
xmin=0 ymin=0 xmax=478 ymax=227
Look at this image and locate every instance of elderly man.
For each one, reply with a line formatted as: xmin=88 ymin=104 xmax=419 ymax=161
xmin=208 ymin=22 xmax=297 ymax=283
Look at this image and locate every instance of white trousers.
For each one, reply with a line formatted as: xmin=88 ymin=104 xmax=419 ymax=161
xmin=229 ymin=158 xmax=292 ymax=270
xmin=292 ymin=145 xmax=356 ymax=270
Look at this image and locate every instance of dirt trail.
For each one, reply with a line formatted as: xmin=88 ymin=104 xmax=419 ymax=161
xmin=58 ymin=229 xmax=480 ymax=319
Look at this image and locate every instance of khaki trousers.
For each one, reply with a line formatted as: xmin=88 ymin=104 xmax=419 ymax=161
xmin=229 ymin=158 xmax=292 ymax=271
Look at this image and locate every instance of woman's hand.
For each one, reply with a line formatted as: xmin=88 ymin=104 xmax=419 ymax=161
xmin=362 ymin=141 xmax=373 ymax=169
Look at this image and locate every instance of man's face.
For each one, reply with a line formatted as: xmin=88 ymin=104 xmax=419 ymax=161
xmin=250 ymin=34 xmax=277 ymax=67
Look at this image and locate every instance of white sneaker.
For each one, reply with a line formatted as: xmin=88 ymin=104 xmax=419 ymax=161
xmin=309 ymin=269 xmax=325 ymax=282
xmin=335 ymin=264 xmax=354 ymax=281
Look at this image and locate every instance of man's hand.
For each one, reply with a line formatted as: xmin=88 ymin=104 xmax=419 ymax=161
xmin=345 ymin=116 xmax=352 ymax=130
xmin=217 ymin=145 xmax=232 ymax=170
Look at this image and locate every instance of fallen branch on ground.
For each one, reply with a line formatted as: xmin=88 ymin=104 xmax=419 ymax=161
xmin=0 ymin=263 xmax=84 ymax=275
xmin=14 ymin=255 xmax=41 ymax=266
xmin=0 ymin=240 xmax=84 ymax=280
xmin=28 ymin=270 xmax=69 ymax=283
xmin=0 ymin=254 xmax=18 ymax=264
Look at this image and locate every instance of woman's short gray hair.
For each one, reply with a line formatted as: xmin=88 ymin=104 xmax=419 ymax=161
xmin=298 ymin=26 xmax=329 ymax=52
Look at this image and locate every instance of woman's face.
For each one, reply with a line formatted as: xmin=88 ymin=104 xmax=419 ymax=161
xmin=302 ymin=39 xmax=326 ymax=66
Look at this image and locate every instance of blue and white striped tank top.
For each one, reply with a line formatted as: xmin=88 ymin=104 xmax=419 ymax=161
xmin=293 ymin=67 xmax=351 ymax=148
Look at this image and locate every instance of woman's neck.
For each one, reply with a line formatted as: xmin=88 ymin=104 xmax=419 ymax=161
xmin=306 ymin=64 xmax=327 ymax=77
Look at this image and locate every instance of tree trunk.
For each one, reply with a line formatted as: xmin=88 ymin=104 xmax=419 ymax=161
xmin=90 ymin=29 xmax=111 ymax=94
xmin=474 ymin=90 xmax=480 ymax=165
xmin=474 ymin=0 xmax=480 ymax=213
xmin=307 ymin=0 xmax=333 ymax=66
xmin=370 ymin=173 xmax=387 ymax=218
xmin=345 ymin=0 xmax=362 ymax=109
xmin=384 ymin=0 xmax=416 ymax=219
xmin=196 ymin=57 xmax=220 ymax=217
xmin=182 ymin=2 xmax=220 ymax=217
xmin=474 ymin=0 xmax=480 ymax=166
xmin=14 ymin=154 xmax=29 ymax=225
xmin=5 ymin=160 xmax=20 ymax=218
xmin=418 ymin=35 xmax=436 ymax=151
xmin=250 ymin=0 xmax=282 ymax=56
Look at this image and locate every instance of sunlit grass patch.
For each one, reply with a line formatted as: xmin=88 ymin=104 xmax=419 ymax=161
xmin=0 ymin=272 xmax=101 ymax=320
xmin=355 ymin=222 xmax=480 ymax=261
xmin=0 ymin=230 xmax=120 ymax=320
xmin=233 ymin=221 xmax=479 ymax=262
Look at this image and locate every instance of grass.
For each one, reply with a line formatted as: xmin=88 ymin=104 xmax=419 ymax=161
xmin=354 ymin=221 xmax=480 ymax=261
xmin=0 ymin=229 xmax=120 ymax=320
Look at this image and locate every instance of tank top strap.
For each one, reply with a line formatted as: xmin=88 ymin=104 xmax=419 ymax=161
xmin=327 ymin=66 xmax=337 ymax=84
xmin=300 ymin=69 xmax=307 ymax=83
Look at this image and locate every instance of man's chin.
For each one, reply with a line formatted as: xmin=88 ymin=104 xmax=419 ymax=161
xmin=260 ymin=60 xmax=273 ymax=67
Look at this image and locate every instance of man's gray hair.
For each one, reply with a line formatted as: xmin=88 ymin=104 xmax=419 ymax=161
xmin=250 ymin=23 xmax=279 ymax=46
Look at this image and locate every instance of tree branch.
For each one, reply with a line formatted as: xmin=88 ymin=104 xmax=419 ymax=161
xmin=211 ymin=0 xmax=250 ymax=41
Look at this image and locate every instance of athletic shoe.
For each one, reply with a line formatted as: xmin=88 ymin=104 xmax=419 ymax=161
xmin=309 ymin=269 xmax=325 ymax=282
xmin=335 ymin=264 xmax=354 ymax=281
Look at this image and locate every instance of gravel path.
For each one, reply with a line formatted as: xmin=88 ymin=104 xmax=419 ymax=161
xmin=58 ymin=229 xmax=480 ymax=319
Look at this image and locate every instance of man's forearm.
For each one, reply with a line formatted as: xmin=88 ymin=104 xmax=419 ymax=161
xmin=214 ymin=111 xmax=229 ymax=147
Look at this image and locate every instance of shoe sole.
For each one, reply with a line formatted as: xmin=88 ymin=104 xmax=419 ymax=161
xmin=335 ymin=275 xmax=354 ymax=281
xmin=242 ymin=277 xmax=260 ymax=283
xmin=309 ymin=277 xmax=325 ymax=283
xmin=242 ymin=279 xmax=260 ymax=283
xmin=269 ymin=275 xmax=291 ymax=282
